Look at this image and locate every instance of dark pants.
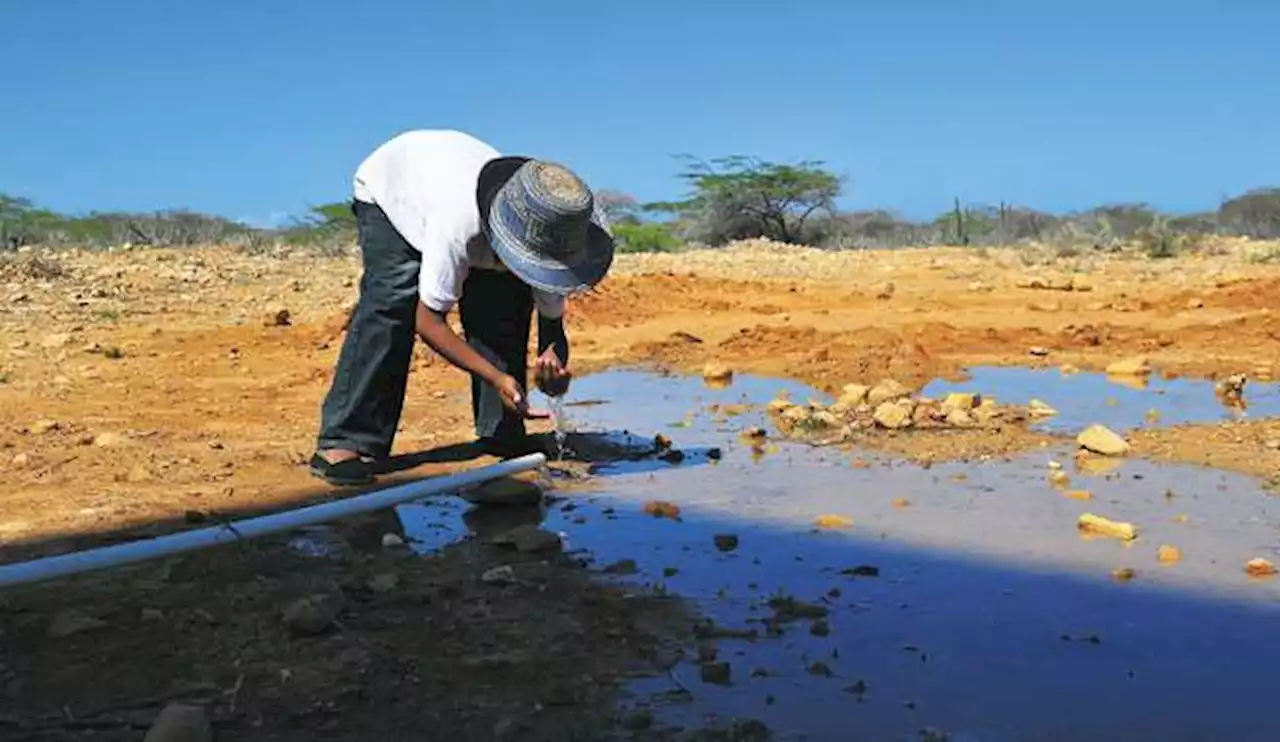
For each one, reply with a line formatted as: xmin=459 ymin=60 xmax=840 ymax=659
xmin=316 ymin=200 xmax=533 ymax=458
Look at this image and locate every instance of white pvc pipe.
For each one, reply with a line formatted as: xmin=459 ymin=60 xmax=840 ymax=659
xmin=0 ymin=453 xmax=547 ymax=589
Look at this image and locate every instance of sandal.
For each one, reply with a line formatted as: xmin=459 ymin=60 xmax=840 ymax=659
xmin=310 ymin=453 xmax=376 ymax=486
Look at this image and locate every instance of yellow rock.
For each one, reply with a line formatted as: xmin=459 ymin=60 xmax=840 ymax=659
xmin=1245 ymin=558 xmax=1277 ymax=577
xmin=867 ymin=379 xmax=911 ymax=406
xmin=814 ymin=514 xmax=853 ymax=529
xmin=1027 ymin=399 xmax=1058 ymax=416
xmin=1157 ymin=545 xmax=1182 ymax=565
xmin=702 ymin=362 xmax=733 ymax=382
xmin=872 ymin=401 xmax=913 ymax=429
xmin=1077 ymin=425 xmax=1130 ymax=456
xmin=940 ymin=392 xmax=980 ymax=412
xmin=839 ymin=383 xmax=870 ymax=406
xmin=1077 ymin=513 xmax=1138 ymax=541
xmin=1105 ymin=356 xmax=1151 ymax=376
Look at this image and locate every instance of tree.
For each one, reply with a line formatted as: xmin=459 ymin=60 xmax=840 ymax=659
xmin=646 ymin=156 xmax=842 ymax=245
xmin=594 ymin=189 xmax=642 ymax=226
xmin=1219 ymin=188 xmax=1280 ymax=239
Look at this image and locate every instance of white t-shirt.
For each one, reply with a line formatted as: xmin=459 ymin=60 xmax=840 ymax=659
xmin=352 ymin=129 xmax=566 ymax=319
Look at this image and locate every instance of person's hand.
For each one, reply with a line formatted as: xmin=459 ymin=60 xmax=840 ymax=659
xmin=534 ymin=347 xmax=572 ymax=398
xmin=495 ymin=374 xmax=551 ymax=419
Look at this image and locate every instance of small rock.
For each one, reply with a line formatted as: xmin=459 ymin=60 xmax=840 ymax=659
xmin=1077 ymin=425 xmax=1130 ymax=456
xmin=1063 ymin=489 xmax=1092 ymax=501
xmin=867 ymin=379 xmax=911 ymax=406
xmin=714 ymin=534 xmax=740 ymax=552
xmin=809 ymin=409 xmax=841 ymax=428
xmin=943 ymin=408 xmax=974 ymax=428
xmin=841 ymin=565 xmax=880 ymax=577
xmin=1245 ymin=558 xmax=1277 ymax=577
xmin=1027 ymin=399 xmax=1058 ymax=416
xmin=481 ymin=565 xmax=517 ymax=585
xmin=48 ymin=610 xmax=108 ymax=638
xmin=940 ymin=392 xmax=980 ymax=412
xmin=839 ymin=383 xmax=870 ymax=406
xmin=10 ymin=453 xmax=30 ymax=467
xmin=808 ymin=661 xmax=834 ymax=677
xmin=603 ymin=559 xmax=639 ymax=575
xmin=1215 ymin=373 xmax=1247 ymax=400
xmin=874 ymin=281 xmax=896 ymax=300
xmin=642 ymin=500 xmax=681 ymax=519
xmin=700 ymin=662 xmax=732 ymax=685
xmin=1049 ymin=470 xmax=1071 ymax=488
xmin=702 ymin=362 xmax=733 ymax=382
xmin=493 ymin=524 xmax=562 ymax=553
xmin=1186 ymin=297 xmax=1205 ymax=309
xmin=140 ymin=608 xmax=166 ymax=622
xmin=814 ymin=514 xmax=853 ymax=529
xmin=1111 ymin=567 xmax=1137 ymax=582
xmin=265 ymin=308 xmax=292 ymax=327
xmin=1029 ymin=346 xmax=1050 ymax=357
xmin=1157 ymin=545 xmax=1182 ymax=565
xmin=1077 ymin=513 xmax=1138 ymax=541
xmin=873 ymin=401 xmax=913 ymax=429
xmin=281 ymin=593 xmax=343 ymax=636
xmin=381 ymin=533 xmax=406 ymax=548
xmin=366 ymin=572 xmax=400 ymax=593
xmin=91 ymin=432 xmax=127 ymax=448
xmin=892 ymin=497 xmax=911 ymax=508
xmin=29 ymin=419 xmax=60 ymax=435
xmin=143 ymin=702 xmax=212 ymax=742
xmin=462 ymin=477 xmax=544 ymax=506
xmin=41 ymin=332 xmax=71 ymax=349
xmin=1106 ymin=356 xmax=1151 ymax=376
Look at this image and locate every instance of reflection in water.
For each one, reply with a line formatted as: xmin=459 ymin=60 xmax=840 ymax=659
xmin=397 ymin=370 xmax=1280 ymax=741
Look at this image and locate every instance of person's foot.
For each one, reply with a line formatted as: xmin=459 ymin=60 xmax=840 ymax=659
xmin=310 ymin=449 xmax=376 ymax=486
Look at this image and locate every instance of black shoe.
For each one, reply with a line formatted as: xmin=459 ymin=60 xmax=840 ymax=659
xmin=310 ymin=453 xmax=376 ymax=486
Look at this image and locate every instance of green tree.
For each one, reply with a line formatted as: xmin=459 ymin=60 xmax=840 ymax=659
xmin=646 ymin=156 xmax=842 ymax=245
xmin=0 ymin=194 xmax=64 ymax=248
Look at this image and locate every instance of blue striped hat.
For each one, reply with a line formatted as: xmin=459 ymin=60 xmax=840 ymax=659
xmin=477 ymin=157 xmax=615 ymax=295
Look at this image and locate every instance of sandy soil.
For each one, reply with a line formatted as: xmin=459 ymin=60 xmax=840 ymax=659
xmin=1 ymin=237 xmax=1278 ymax=738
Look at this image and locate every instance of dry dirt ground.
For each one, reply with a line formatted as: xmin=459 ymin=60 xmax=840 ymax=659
xmin=1 ymin=238 xmax=1279 ymax=739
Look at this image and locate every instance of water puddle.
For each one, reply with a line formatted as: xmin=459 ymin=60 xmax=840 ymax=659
xmin=924 ymin=366 xmax=1280 ymax=433
xmin=397 ymin=370 xmax=1280 ymax=741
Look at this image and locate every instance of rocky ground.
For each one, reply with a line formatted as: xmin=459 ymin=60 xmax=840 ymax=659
xmin=1 ymin=237 xmax=1279 ymax=739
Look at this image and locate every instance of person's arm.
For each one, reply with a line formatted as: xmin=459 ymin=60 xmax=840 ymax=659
xmin=415 ymin=302 xmax=548 ymax=418
xmin=415 ymin=302 xmax=503 ymax=384
xmin=533 ymin=296 xmax=572 ymax=397
xmin=537 ymin=314 xmax=569 ymax=366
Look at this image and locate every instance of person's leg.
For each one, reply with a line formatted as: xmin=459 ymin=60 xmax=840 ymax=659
xmin=313 ymin=201 xmax=421 ymax=484
xmin=458 ymin=269 xmax=536 ymax=457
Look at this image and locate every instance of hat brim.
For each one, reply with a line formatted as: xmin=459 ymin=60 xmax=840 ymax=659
xmin=477 ymin=156 xmax=616 ymax=296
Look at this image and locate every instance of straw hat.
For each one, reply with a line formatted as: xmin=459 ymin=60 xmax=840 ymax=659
xmin=477 ymin=156 xmax=615 ymax=295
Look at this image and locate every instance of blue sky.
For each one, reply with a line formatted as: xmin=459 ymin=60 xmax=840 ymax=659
xmin=1 ymin=0 xmax=1275 ymax=224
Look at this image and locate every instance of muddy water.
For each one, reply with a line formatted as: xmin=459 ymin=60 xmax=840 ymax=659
xmin=924 ymin=366 xmax=1280 ymax=433
xmin=398 ymin=370 xmax=1280 ymax=742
